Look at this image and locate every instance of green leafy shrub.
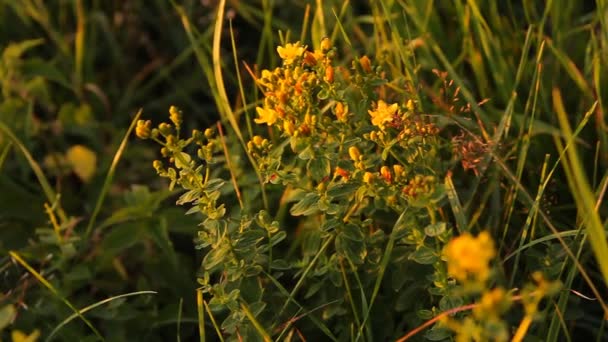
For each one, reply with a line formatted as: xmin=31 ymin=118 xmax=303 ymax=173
xmin=140 ymin=38 xmax=561 ymax=341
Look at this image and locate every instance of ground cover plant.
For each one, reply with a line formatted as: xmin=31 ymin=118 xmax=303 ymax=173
xmin=2 ymin=0 xmax=608 ymax=341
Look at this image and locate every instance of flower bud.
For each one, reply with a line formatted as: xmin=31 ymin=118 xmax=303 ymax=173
xmin=252 ymin=135 xmax=264 ymax=147
xmin=348 ymin=146 xmax=361 ymax=161
xmin=380 ymin=166 xmax=392 ymax=183
xmin=169 ymin=106 xmax=182 ymax=127
xmin=363 ymin=172 xmax=374 ymax=184
xmin=135 ymin=120 xmax=152 ymax=139
xmin=283 ymin=120 xmax=295 ymax=136
xmin=158 ymin=122 xmax=172 ymax=136
xmin=359 ymin=55 xmax=372 ymax=73
xmin=152 ymin=160 xmax=163 ymax=171
xmin=334 ymin=102 xmax=348 ymax=121
xmin=406 ymin=99 xmax=415 ymax=112
xmin=325 ymin=65 xmax=334 ymax=83
xmin=204 ymin=128 xmax=214 ymax=139
xmin=334 ymin=167 xmax=350 ymax=180
xmin=320 ymin=37 xmax=331 ymax=52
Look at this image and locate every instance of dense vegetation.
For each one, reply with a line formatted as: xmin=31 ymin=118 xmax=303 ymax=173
xmin=2 ymin=1 xmax=608 ymax=341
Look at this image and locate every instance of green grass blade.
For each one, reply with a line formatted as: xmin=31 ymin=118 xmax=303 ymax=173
xmin=85 ymin=108 xmax=142 ymax=238
xmin=553 ymin=89 xmax=608 ymax=308
xmin=196 ymin=289 xmax=206 ymax=342
xmin=240 ymin=301 xmax=271 ymax=342
xmin=47 ymin=290 xmax=157 ymax=341
xmin=9 ymin=251 xmax=104 ymax=341
xmin=445 ymin=172 xmax=466 ymax=233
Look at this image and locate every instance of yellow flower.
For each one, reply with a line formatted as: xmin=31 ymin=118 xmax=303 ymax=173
xmin=363 ymin=172 xmax=374 ymax=184
xmin=444 ymin=231 xmax=495 ymax=283
xmin=368 ymin=100 xmax=399 ymax=129
xmin=277 ymin=42 xmax=305 ymax=65
xmin=255 ymin=106 xmax=279 ymax=126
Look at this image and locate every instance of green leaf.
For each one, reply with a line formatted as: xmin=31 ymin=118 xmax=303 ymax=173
xmin=308 ymin=157 xmax=330 ymax=181
xmin=424 ymin=222 xmax=446 ymax=237
xmin=298 ymin=145 xmax=315 ymax=160
xmin=174 ymin=152 xmax=192 ymax=169
xmin=290 ymin=193 xmax=320 ymax=216
xmin=203 ymin=244 xmax=230 ymax=270
xmin=425 ymin=326 xmax=452 ymax=341
xmin=408 ymin=246 xmax=438 ymax=265
xmin=341 ymin=224 xmax=364 ymax=241
xmin=327 ymin=182 xmax=359 ymax=198
xmin=271 ymin=259 xmax=290 ymax=270
xmin=439 ymin=295 xmax=463 ymax=311
xmin=335 ymin=234 xmax=366 ymax=264
xmin=235 ymin=230 xmax=266 ymax=250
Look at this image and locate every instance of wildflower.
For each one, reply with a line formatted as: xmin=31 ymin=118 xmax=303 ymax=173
xmin=325 ymin=65 xmax=334 ymax=83
xmin=283 ymin=120 xmax=295 ymax=136
xmin=348 ymin=146 xmax=361 ymax=161
xmin=320 ymin=37 xmax=332 ymax=51
xmin=252 ymin=135 xmax=264 ymax=147
xmin=406 ymin=99 xmax=415 ymax=112
xmin=169 ymin=106 xmax=182 ymax=127
xmin=158 ymin=122 xmax=173 ymax=136
xmin=204 ymin=128 xmax=215 ymax=138
xmin=359 ymin=55 xmax=372 ymax=73
xmin=393 ymin=164 xmax=404 ymax=179
xmin=363 ymin=172 xmax=374 ymax=184
xmin=444 ymin=231 xmax=496 ymax=283
xmin=334 ymin=166 xmax=350 ymax=180
xmin=368 ymin=100 xmax=399 ymax=130
xmin=255 ymin=106 xmax=279 ymax=126
xmin=334 ymin=102 xmax=348 ymax=121
xmin=277 ymin=42 xmax=305 ymax=65
xmin=135 ymin=120 xmax=152 ymax=139
xmin=303 ymin=51 xmax=317 ymax=66
xmin=380 ymin=166 xmax=392 ymax=183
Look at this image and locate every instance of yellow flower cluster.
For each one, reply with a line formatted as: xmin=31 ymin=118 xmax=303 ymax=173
xmin=444 ymin=231 xmax=495 ymax=283
xmin=253 ymin=40 xmax=334 ymax=136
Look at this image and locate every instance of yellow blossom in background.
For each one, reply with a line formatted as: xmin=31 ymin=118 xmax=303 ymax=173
xmin=255 ymin=106 xmax=279 ymax=126
xmin=444 ymin=231 xmax=496 ymax=283
xmin=473 ymin=287 xmax=510 ymax=321
xmin=11 ymin=329 xmax=40 ymax=342
xmin=368 ymin=100 xmax=398 ymax=130
xmin=277 ymin=42 xmax=305 ymax=65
